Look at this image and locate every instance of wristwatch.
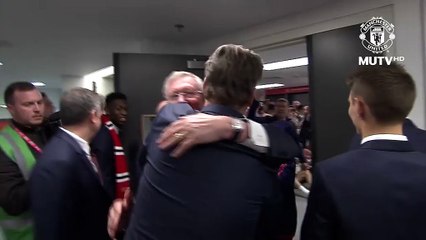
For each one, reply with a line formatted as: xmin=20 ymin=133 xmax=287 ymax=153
xmin=231 ymin=118 xmax=245 ymax=141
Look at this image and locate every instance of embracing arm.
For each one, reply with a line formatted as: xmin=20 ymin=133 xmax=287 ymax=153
xmin=157 ymin=113 xmax=264 ymax=157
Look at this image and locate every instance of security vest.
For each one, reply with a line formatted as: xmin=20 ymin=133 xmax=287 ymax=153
xmin=0 ymin=125 xmax=36 ymax=240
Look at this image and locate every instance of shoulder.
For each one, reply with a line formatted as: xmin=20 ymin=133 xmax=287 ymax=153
xmin=41 ymin=132 xmax=82 ymax=161
xmin=315 ymin=150 xmax=362 ymax=177
xmin=92 ymin=125 xmax=111 ymax=145
xmin=262 ymin=123 xmax=301 ymax=158
xmin=156 ymin=103 xmax=195 ymax=124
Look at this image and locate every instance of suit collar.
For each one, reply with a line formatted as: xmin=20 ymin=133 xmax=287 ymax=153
xmin=404 ymin=118 xmax=416 ymax=127
xmin=56 ymin=129 xmax=87 ymax=155
xmin=360 ymin=139 xmax=415 ymax=152
xmin=361 ymin=134 xmax=407 ymax=144
xmin=202 ymin=104 xmax=244 ymax=118
xmin=56 ymin=130 xmax=104 ymax=186
xmin=60 ymin=127 xmax=91 ymax=157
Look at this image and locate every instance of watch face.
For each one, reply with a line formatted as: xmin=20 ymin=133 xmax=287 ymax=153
xmin=232 ymin=119 xmax=244 ymax=130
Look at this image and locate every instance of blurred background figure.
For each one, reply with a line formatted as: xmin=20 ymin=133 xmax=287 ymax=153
xmin=41 ymin=92 xmax=55 ymax=119
xmin=294 ymin=148 xmax=313 ymax=198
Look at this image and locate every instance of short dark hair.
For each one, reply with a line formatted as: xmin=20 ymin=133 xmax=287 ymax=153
xmin=276 ymin=98 xmax=289 ymax=105
xmin=60 ymin=88 xmax=102 ymax=126
xmin=267 ymin=103 xmax=275 ymax=111
xmin=346 ymin=63 xmax=415 ymax=124
xmin=4 ymin=82 xmax=36 ymax=104
xmin=105 ymin=92 xmax=127 ymax=107
xmin=203 ymin=44 xmax=263 ymax=108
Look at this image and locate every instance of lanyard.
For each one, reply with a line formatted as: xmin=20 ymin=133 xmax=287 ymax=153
xmin=12 ymin=126 xmax=43 ymax=154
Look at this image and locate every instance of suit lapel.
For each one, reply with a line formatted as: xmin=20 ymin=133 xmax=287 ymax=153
xmin=57 ymin=130 xmax=105 ymax=187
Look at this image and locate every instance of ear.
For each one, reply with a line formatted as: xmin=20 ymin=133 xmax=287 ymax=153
xmin=354 ymin=97 xmax=367 ymax=120
xmin=89 ymin=110 xmax=99 ymax=124
xmin=6 ymin=104 xmax=15 ymax=115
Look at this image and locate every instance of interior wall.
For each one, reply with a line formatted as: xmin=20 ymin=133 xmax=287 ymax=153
xmin=307 ymin=24 xmax=373 ymax=162
xmin=60 ymin=38 xmax=193 ymax=96
xmin=392 ymin=0 xmax=426 ymax=128
xmin=191 ymin=0 xmax=425 ymax=128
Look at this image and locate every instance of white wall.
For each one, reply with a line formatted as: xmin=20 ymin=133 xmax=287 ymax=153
xmin=0 ymin=108 xmax=10 ymax=119
xmin=62 ymin=75 xmax=114 ymax=98
xmin=392 ymin=0 xmax=425 ymax=128
xmin=61 ymin=38 xmax=193 ymax=98
xmin=191 ymin=0 xmax=426 ymax=128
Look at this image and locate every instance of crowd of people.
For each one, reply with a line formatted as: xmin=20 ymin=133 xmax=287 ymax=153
xmin=0 ymin=44 xmax=425 ymax=240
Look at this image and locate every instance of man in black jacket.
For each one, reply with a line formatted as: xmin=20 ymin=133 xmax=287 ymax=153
xmin=0 ymin=82 xmax=48 ymax=239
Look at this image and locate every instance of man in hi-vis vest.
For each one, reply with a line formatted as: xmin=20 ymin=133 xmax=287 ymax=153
xmin=0 ymin=82 xmax=47 ymax=240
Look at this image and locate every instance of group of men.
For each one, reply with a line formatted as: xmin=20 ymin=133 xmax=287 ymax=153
xmin=0 ymin=84 xmax=131 ymax=240
xmin=0 ymin=43 xmax=425 ymax=240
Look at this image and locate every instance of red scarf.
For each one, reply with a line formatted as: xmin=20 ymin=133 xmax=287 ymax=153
xmin=101 ymin=114 xmax=130 ymax=199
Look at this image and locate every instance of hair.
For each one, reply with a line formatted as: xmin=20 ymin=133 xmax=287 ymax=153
xmin=296 ymin=105 xmax=305 ymax=112
xmin=60 ymin=88 xmax=102 ymax=126
xmin=346 ymin=63 xmax=416 ymax=124
xmin=4 ymin=82 xmax=37 ymax=104
xmin=203 ymin=44 xmax=263 ymax=107
xmin=162 ymin=71 xmax=203 ymax=99
xmin=105 ymin=92 xmax=127 ymax=107
xmin=276 ymin=98 xmax=289 ymax=105
xmin=266 ymin=103 xmax=275 ymax=111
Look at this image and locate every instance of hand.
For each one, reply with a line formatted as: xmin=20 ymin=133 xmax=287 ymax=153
xmin=157 ymin=113 xmax=234 ymax=158
xmin=107 ymin=188 xmax=132 ymax=239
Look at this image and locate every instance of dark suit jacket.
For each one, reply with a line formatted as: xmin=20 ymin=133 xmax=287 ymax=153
xmin=125 ymin=103 xmax=299 ymax=240
xmin=91 ymin=125 xmax=117 ymax=200
xmin=301 ymin=139 xmax=426 ymax=240
xmin=248 ymin=100 xmax=301 ymax=146
xmin=30 ymin=129 xmax=111 ymax=240
xmin=349 ymin=119 xmax=426 ymax=153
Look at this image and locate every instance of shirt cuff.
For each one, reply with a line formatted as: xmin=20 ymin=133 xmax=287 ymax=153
xmin=240 ymin=120 xmax=269 ymax=153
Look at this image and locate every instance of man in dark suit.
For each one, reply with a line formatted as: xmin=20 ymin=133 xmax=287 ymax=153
xmin=124 ymin=44 xmax=300 ymax=240
xmin=30 ymin=88 xmax=111 ymax=240
xmin=350 ymin=118 xmax=426 ymax=153
xmin=301 ymin=63 xmax=426 ymax=240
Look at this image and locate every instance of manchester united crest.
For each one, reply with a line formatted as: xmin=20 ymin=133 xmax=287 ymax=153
xmin=359 ymin=17 xmax=395 ymax=54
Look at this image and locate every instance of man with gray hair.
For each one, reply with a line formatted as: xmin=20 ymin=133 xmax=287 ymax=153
xmin=161 ymin=71 xmax=204 ymax=111
xmin=30 ymin=88 xmax=111 ymax=240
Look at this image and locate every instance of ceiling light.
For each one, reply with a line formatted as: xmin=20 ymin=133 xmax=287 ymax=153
xmin=0 ymin=104 xmax=6 ymax=109
xmin=84 ymin=66 xmax=114 ymax=80
xmin=0 ymin=62 xmax=3 ymax=66
xmin=263 ymin=57 xmax=308 ymax=71
xmin=255 ymin=83 xmax=284 ymax=89
xmin=31 ymin=82 xmax=46 ymax=87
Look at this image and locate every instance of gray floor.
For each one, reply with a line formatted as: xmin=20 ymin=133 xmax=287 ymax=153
xmin=294 ymin=196 xmax=308 ymax=240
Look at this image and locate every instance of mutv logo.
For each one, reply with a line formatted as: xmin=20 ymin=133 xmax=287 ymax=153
xmin=358 ymin=56 xmax=405 ymax=65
